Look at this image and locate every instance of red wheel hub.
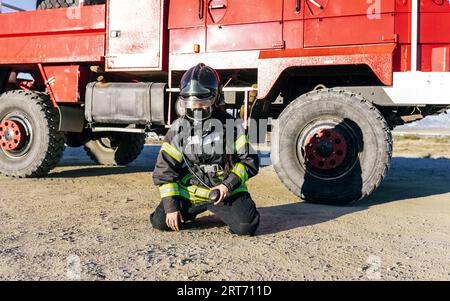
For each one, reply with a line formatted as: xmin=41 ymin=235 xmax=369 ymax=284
xmin=304 ymin=129 xmax=348 ymax=170
xmin=0 ymin=119 xmax=26 ymax=152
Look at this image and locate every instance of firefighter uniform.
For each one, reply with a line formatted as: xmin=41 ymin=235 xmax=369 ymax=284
xmin=151 ymin=110 xmax=260 ymax=236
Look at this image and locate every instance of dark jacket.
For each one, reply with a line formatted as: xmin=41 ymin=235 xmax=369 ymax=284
xmin=153 ymin=110 xmax=260 ymax=213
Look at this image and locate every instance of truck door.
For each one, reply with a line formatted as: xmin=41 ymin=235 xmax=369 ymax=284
xmin=303 ymin=0 xmax=396 ymax=48
xmin=168 ymin=0 xmax=207 ymax=54
xmin=206 ymin=0 xmax=284 ymax=52
xmin=283 ymin=0 xmax=305 ymax=49
xmin=416 ymin=0 xmax=450 ymax=72
xmin=106 ymin=0 xmax=165 ymax=71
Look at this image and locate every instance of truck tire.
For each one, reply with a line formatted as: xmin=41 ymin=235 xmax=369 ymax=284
xmin=36 ymin=0 xmax=105 ymax=10
xmin=0 ymin=91 xmax=66 ymax=178
xmin=84 ymin=133 xmax=146 ymax=166
xmin=272 ymin=89 xmax=392 ymax=205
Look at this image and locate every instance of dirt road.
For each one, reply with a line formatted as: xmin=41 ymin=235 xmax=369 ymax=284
xmin=0 ymin=136 xmax=449 ymax=281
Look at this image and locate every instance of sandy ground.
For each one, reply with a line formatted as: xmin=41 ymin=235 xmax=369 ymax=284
xmin=0 ymin=135 xmax=450 ymax=281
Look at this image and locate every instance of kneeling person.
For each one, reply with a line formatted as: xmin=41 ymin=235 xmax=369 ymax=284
xmin=150 ymin=64 xmax=260 ymax=236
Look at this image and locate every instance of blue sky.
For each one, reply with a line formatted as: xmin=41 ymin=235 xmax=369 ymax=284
xmin=2 ymin=0 xmax=37 ymax=12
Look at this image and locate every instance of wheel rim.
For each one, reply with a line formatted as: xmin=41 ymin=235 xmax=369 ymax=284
xmin=0 ymin=115 xmax=33 ymax=158
xmin=297 ymin=118 xmax=359 ymax=180
xmin=304 ymin=128 xmax=348 ymax=170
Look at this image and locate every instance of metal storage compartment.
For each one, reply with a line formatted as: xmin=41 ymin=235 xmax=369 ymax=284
xmin=85 ymin=82 xmax=167 ymax=125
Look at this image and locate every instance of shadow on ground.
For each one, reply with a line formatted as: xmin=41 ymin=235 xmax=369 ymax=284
xmin=50 ymin=147 xmax=450 ymax=235
xmin=50 ymin=146 xmax=271 ymax=178
xmin=49 ymin=145 xmax=160 ymax=178
xmin=257 ymin=157 xmax=450 ymax=235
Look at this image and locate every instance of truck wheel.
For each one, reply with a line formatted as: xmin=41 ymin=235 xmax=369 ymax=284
xmin=36 ymin=0 xmax=105 ymax=10
xmin=272 ymin=89 xmax=392 ymax=205
xmin=0 ymin=91 xmax=66 ymax=178
xmin=84 ymin=133 xmax=146 ymax=166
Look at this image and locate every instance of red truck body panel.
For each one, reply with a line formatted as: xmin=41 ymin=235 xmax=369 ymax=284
xmin=258 ymin=44 xmax=396 ymax=100
xmin=0 ymin=0 xmax=449 ymax=102
xmin=0 ymin=5 xmax=105 ymax=64
xmin=395 ymin=1 xmax=450 ymax=73
xmin=303 ymin=0 xmax=396 ymax=47
xmin=206 ymin=0 xmax=284 ymax=52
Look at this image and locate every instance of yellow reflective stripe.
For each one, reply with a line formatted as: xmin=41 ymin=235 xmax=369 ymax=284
xmin=217 ymin=171 xmax=225 ymax=181
xmin=178 ymin=184 xmax=210 ymax=202
xmin=161 ymin=143 xmax=183 ymax=163
xmin=231 ymin=163 xmax=248 ymax=183
xmin=179 ymin=185 xmax=210 ymax=205
xmin=179 ymin=189 xmax=192 ymax=200
xmin=159 ymin=183 xmax=180 ymax=198
xmin=191 ymin=199 xmax=211 ymax=206
xmin=187 ymin=185 xmax=210 ymax=198
xmin=159 ymin=183 xmax=179 ymax=191
xmin=179 ymin=189 xmax=208 ymax=205
xmin=175 ymin=183 xmax=248 ymax=204
xmin=235 ymin=135 xmax=250 ymax=152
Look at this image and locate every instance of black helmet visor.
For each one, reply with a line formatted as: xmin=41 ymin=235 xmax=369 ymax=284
xmin=179 ymin=95 xmax=215 ymax=121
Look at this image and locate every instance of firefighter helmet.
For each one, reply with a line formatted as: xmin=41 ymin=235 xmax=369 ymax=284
xmin=179 ymin=63 xmax=223 ymax=121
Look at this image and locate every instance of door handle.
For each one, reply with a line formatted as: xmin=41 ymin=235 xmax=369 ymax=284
xmin=296 ymin=0 xmax=301 ymax=12
xmin=199 ymin=0 xmax=204 ymax=20
xmin=110 ymin=30 xmax=121 ymax=38
xmin=308 ymin=0 xmax=324 ymax=9
xmin=209 ymin=4 xmax=227 ymax=9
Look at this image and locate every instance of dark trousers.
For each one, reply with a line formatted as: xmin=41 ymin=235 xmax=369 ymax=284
xmin=150 ymin=192 xmax=260 ymax=236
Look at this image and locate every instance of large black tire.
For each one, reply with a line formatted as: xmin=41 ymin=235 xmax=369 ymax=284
xmin=36 ymin=0 xmax=105 ymax=10
xmin=84 ymin=133 xmax=146 ymax=166
xmin=272 ymin=89 xmax=392 ymax=205
xmin=0 ymin=91 xmax=66 ymax=178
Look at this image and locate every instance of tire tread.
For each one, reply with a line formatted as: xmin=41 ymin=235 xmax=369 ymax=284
xmin=0 ymin=90 xmax=66 ymax=178
xmin=274 ymin=88 xmax=393 ymax=205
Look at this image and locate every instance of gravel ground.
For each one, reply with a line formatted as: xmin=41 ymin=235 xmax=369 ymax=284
xmin=0 ymin=138 xmax=449 ymax=281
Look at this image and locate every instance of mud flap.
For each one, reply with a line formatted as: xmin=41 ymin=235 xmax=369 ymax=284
xmin=58 ymin=105 xmax=85 ymax=133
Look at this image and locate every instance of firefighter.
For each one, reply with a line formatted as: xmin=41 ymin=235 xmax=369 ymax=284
xmin=150 ymin=63 xmax=260 ymax=236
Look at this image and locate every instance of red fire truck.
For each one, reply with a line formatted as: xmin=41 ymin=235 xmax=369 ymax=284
xmin=0 ymin=0 xmax=449 ymax=205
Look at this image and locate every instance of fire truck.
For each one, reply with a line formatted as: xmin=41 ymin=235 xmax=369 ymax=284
xmin=0 ymin=0 xmax=449 ymax=205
